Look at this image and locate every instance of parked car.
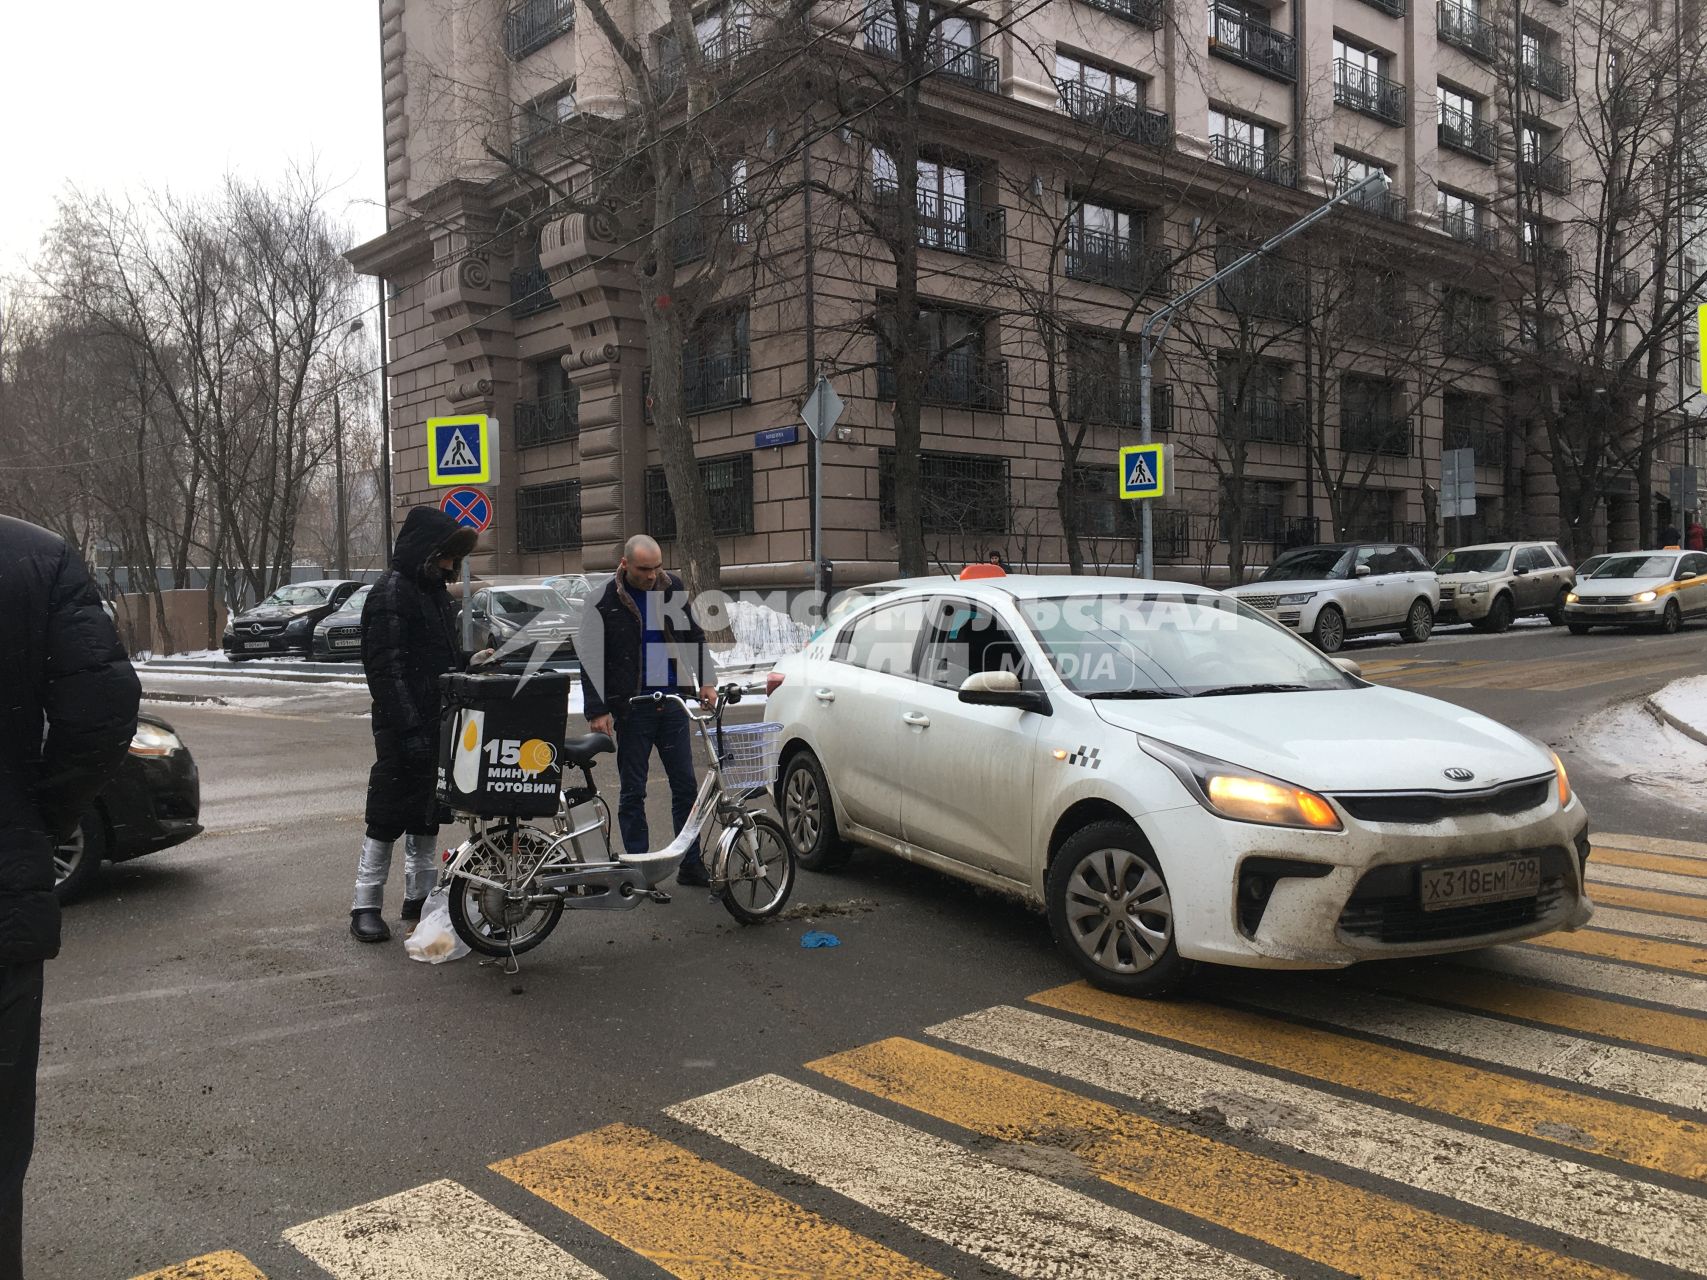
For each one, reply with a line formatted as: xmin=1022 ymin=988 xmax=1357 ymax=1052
xmin=1563 ymin=550 xmax=1707 ymax=634
xmin=312 ymin=583 xmax=373 ymax=660
xmin=541 ymin=573 xmax=597 ymax=602
xmin=1433 ymin=542 xmax=1575 ymax=631
xmin=55 ymin=711 xmax=202 ymax=900
xmin=223 ymin=580 xmax=362 ymax=660
xmin=468 ymin=584 xmax=581 ymax=664
xmin=1223 ymin=543 xmax=1439 ymax=653
xmin=767 ymin=571 xmax=1590 ymax=995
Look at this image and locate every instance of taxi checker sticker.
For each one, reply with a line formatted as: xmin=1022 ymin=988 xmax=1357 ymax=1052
xmin=449 ymin=709 xmax=559 ymax=798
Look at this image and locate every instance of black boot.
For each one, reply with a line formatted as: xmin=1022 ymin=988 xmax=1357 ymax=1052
xmin=676 ymin=861 xmax=710 ymax=888
xmin=350 ymin=909 xmax=391 ymax=943
xmin=400 ymin=897 xmax=426 ymax=923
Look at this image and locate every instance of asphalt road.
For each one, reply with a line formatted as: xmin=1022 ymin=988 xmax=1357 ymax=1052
xmin=28 ymin=623 xmax=1707 ymax=1280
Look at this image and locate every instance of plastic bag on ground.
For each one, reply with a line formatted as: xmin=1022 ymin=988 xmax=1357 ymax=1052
xmin=405 ymin=888 xmax=470 ymax=964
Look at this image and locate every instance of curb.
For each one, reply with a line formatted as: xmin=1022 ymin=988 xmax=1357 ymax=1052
xmin=1642 ymin=696 xmax=1707 ymax=749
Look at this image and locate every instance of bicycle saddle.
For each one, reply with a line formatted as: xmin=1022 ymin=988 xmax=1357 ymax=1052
xmin=562 ymin=732 xmax=616 ymax=767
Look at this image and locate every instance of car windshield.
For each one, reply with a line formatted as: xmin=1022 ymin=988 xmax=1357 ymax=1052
xmin=1018 ymin=594 xmax=1356 ymax=697
xmin=261 ymin=585 xmax=329 ymax=608
xmin=1435 ymin=548 xmax=1509 ymax=573
xmin=491 ymin=587 xmax=568 ymax=620
xmin=1589 ymin=555 xmax=1677 ymax=579
xmin=343 ymin=585 xmax=372 ymax=611
xmin=1259 ymin=547 xmax=1353 ymax=582
xmin=544 ymin=576 xmax=590 ymax=601
xmin=1577 ymin=556 xmax=1607 ymax=576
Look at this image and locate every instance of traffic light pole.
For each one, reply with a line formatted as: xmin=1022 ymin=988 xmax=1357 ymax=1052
xmin=1135 ymin=171 xmax=1390 ymax=579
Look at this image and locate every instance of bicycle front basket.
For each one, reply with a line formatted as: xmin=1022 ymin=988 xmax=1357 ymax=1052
xmin=716 ymin=721 xmax=784 ymax=790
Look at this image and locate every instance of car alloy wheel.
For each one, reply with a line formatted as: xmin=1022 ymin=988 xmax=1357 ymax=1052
xmin=777 ymin=751 xmax=851 ymax=872
xmin=1481 ymin=594 xmax=1514 ymax=634
xmin=53 ymin=810 xmax=106 ymax=901
xmin=783 ymin=766 xmax=820 ymax=852
xmin=1403 ymin=600 xmax=1435 ymax=643
xmin=1660 ymin=600 xmax=1683 ymax=634
xmin=1311 ymin=606 xmax=1346 ymax=654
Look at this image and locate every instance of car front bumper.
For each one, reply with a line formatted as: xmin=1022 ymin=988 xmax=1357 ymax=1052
xmin=1141 ymin=795 xmax=1593 ymax=969
xmin=104 ymin=748 xmax=203 ymax=862
xmin=224 ymin=632 xmax=313 ymax=657
xmin=1562 ymin=600 xmax=1664 ymax=625
xmin=1436 ymin=588 xmax=1493 ymax=623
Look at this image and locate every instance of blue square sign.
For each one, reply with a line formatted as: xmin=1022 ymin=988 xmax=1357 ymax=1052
xmin=427 ymin=415 xmax=492 ymax=485
xmin=1119 ymin=443 xmax=1166 ymax=500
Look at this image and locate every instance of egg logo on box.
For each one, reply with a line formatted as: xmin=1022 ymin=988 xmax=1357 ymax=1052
xmin=451 ymin=709 xmax=485 ymax=793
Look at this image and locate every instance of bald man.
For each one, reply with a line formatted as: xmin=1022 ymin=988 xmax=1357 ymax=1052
xmin=580 ymin=535 xmax=716 ymax=884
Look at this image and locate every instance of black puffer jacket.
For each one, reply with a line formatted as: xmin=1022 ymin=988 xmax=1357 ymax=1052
xmin=361 ymin=506 xmax=476 ymax=736
xmin=0 ymin=516 xmax=140 ymax=963
xmin=581 ymin=571 xmax=708 ymax=720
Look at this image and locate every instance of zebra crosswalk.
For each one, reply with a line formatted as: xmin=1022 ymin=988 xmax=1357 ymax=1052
xmin=131 ymin=830 xmax=1707 ymax=1280
xmin=1357 ymin=652 xmax=1704 ymax=693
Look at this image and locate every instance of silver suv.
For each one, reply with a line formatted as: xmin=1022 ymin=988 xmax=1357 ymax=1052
xmin=1434 ymin=541 xmax=1575 ymax=632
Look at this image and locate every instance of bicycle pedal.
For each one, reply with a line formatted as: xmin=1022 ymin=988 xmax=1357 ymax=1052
xmin=648 ymin=889 xmax=673 ymax=904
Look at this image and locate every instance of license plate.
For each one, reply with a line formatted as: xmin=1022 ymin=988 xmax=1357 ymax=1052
xmin=1420 ymin=856 xmax=1541 ymax=911
xmin=332 ymin=637 xmax=360 ymax=647
xmin=243 ymin=641 xmax=270 ymax=650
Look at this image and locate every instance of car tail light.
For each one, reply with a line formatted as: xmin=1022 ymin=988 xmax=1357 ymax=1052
xmin=765 ymin=671 xmax=786 ymax=696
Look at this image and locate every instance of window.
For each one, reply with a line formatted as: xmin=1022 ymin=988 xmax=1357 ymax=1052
xmin=1209 ymin=108 xmax=1274 ymax=156
xmin=682 ymin=305 xmax=750 ymax=412
xmin=1071 ymin=465 xmax=1139 ymax=536
xmin=878 ymin=449 xmax=1010 ymax=533
xmin=834 ymin=598 xmax=929 ymax=677
xmin=1067 ymin=199 xmax=1155 ymax=290
xmin=1210 ymin=109 xmax=1288 ymax=182
xmin=1438 ymin=188 xmax=1488 ymax=240
xmin=517 ymin=357 xmax=579 ymax=448
xmin=1056 ymin=52 xmax=1142 ymax=104
xmin=1515 ymin=546 xmax=1553 ymax=573
xmin=644 ymin=453 xmax=755 ymax=539
xmin=875 ymin=304 xmax=1003 ymax=408
xmin=1438 ymin=84 xmax=1478 ymax=123
xmin=871 ymin=150 xmax=1000 ymax=257
xmin=920 ymin=600 xmax=1031 ymax=689
xmin=1068 ymin=332 xmax=1144 ymax=426
xmin=694 ymin=1 xmax=754 ymax=62
xmin=1335 ymin=153 xmax=1385 ymax=188
xmin=1334 ymin=37 xmax=1383 ymax=77
xmin=1241 ymin=480 xmax=1288 ymax=543
xmin=516 ymin=481 xmax=582 ymax=553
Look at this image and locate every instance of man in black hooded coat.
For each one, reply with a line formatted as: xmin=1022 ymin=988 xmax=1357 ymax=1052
xmin=351 ymin=505 xmax=478 ymax=942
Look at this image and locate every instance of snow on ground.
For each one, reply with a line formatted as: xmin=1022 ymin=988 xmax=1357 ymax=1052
xmin=1650 ymin=674 xmax=1707 ymax=740
xmin=713 ymin=599 xmax=813 ymax=667
xmin=138 ymin=669 xmax=371 ymax=692
xmin=1576 ymin=690 xmax=1707 ymax=810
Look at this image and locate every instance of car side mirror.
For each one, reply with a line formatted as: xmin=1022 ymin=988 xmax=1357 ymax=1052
xmin=1513 ymin=565 xmax=1529 ymax=576
xmin=1354 ymin=564 xmax=1371 ymax=578
xmin=1677 ymin=567 xmax=1694 ymax=581
xmin=1331 ymin=657 xmax=1363 ymax=678
xmin=958 ymin=670 xmax=1050 ymax=715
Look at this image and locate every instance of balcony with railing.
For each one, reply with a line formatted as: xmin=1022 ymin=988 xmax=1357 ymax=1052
xmin=505 ymin=0 xmax=575 ymax=59
xmin=1444 ymin=424 xmax=1505 ymax=464
xmin=877 ymin=351 xmax=1007 ymax=411
xmin=673 ymin=207 xmax=749 ymax=266
xmin=1218 ymin=394 xmax=1306 ymax=444
xmin=1338 ymin=176 xmax=1409 ymax=224
xmin=1521 ymin=47 xmax=1571 ymax=100
xmin=681 ymin=348 xmax=750 ymax=414
xmin=1337 ymin=291 xmax=1414 ymax=344
xmin=1519 ymin=151 xmax=1572 ymax=195
xmin=655 ymin=25 xmax=757 ymax=97
xmin=1058 ymin=81 xmax=1172 ymax=147
xmin=516 ymin=390 xmax=580 ymax=448
xmin=1521 ymin=242 xmax=1573 ymax=281
xmin=1210 ymin=135 xmax=1297 ymax=187
xmin=1440 ymin=209 xmax=1501 ymax=253
xmin=1352 ymin=0 xmax=1406 ymax=14
xmin=1443 ymin=312 xmax=1501 ymax=359
xmin=871 ymin=180 xmax=1005 ymax=260
xmin=510 ymin=262 xmax=557 ymax=317
xmin=1334 ymin=60 xmax=1407 ymax=125
xmin=1611 ymin=268 xmax=1642 ymax=302
xmin=1437 ymin=1 xmax=1495 ymax=59
xmin=1208 ymin=6 xmax=1297 ymax=81
xmin=1080 ymin=0 xmax=1166 ymax=28
xmin=865 ymin=17 xmax=1000 ymax=93
xmin=1215 ymin=250 xmax=1307 ymax=321
xmin=1065 ymin=227 xmax=1170 ymax=294
xmin=1067 ymin=374 xmax=1170 ymax=429
xmin=1438 ymin=105 xmax=1497 ymax=162
xmin=1341 ymin=413 xmax=1413 ymax=456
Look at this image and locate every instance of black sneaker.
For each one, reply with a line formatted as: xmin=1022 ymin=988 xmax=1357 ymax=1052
xmin=350 ymin=909 xmax=391 ymax=943
xmin=676 ymin=862 xmax=710 ymax=888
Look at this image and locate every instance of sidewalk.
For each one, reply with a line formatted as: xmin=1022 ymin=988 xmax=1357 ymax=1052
xmin=1645 ymin=674 xmax=1707 ymax=748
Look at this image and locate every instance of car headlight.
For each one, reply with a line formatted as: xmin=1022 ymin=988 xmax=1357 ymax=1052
xmin=1565 ymin=591 xmax=1579 ymax=604
xmin=1139 ymin=738 xmax=1343 ymax=831
xmin=130 ymin=723 xmax=183 ymax=757
xmin=1551 ymin=750 xmax=1571 ymax=806
xmin=1460 ymin=582 xmax=1489 ymax=596
xmin=284 ymin=615 xmax=313 ymax=633
xmin=1630 ymin=591 xmax=1658 ymax=604
xmin=1277 ymin=592 xmax=1316 ymax=606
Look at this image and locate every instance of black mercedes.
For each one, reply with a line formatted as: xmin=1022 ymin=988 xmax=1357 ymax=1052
xmin=223 ymin=579 xmax=361 ymax=660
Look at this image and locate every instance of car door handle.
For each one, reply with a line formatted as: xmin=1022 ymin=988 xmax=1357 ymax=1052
xmin=814 ymin=688 xmax=836 ymax=703
xmin=902 ymin=711 xmax=931 ymax=728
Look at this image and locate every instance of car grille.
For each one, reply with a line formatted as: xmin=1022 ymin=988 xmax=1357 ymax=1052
xmin=1333 ymin=777 xmax=1551 ymax=824
xmin=1438 ymin=586 xmax=1456 ymax=602
xmin=1574 ymin=595 xmax=1613 ymax=605
xmin=328 ymin=626 xmax=361 ymax=640
xmin=1239 ymin=593 xmax=1281 ymax=610
xmin=1337 ymin=847 xmax=1572 ymax=944
xmin=238 ymin=621 xmax=287 ymax=636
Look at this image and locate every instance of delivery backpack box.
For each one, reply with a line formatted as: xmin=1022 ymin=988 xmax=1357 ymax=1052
xmin=437 ymin=670 xmax=571 ymax=818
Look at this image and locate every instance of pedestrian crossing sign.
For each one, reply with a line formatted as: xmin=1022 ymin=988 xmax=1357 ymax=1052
xmin=427 ymin=415 xmax=494 ymax=485
xmin=1118 ymin=443 xmax=1166 ymax=500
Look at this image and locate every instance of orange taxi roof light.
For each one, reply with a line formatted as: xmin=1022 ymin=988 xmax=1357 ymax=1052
xmin=959 ymin=563 xmax=1007 ymax=580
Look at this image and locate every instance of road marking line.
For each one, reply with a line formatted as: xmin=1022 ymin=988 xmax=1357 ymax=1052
xmin=282 ymin=1178 xmax=604 ymax=1280
xmin=668 ymin=1074 xmax=1281 ymax=1280
xmin=130 ymin=1254 xmax=267 ymax=1280
xmin=1029 ymin=983 xmax=1706 ymax=1178
xmin=1354 ymin=966 xmax=1707 ymax=1057
xmin=493 ymin=1122 xmax=946 ymax=1280
xmin=813 ymin=1036 xmax=1631 ymax=1280
xmin=1590 ymin=907 xmax=1707 ymax=946
xmin=1207 ymin=979 xmax=1707 ymax=1113
xmin=1521 ymin=929 xmax=1707 ymax=976
xmin=1593 ymin=848 xmax=1707 ymax=880
xmin=1589 ymin=862 xmax=1707 ymax=898
xmin=1456 ymin=946 xmax=1707 ymax=1015
xmin=1597 ymin=833 xmax=1707 ymax=861
xmin=1592 ymin=883 xmax=1707 ymax=922
xmin=929 ymin=1006 xmax=1707 ymax=1273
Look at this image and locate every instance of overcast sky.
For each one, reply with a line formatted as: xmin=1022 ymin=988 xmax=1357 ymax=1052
xmin=0 ymin=0 xmax=386 ymax=271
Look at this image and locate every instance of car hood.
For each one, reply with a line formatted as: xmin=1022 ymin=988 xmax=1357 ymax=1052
xmin=317 ymin=609 xmax=362 ymax=628
xmin=1091 ymin=686 xmax=1552 ymax=792
xmin=1573 ymin=576 xmax=1668 ymax=594
xmin=1436 ymin=571 xmax=1507 ymax=586
xmin=233 ymin=603 xmax=323 ymax=623
xmin=495 ymin=614 xmax=576 ymax=633
xmin=1224 ymin=578 xmax=1345 ymax=598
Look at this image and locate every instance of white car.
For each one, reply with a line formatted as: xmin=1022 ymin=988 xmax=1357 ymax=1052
xmin=1223 ymin=543 xmax=1439 ymax=653
xmin=1563 ymin=550 xmax=1707 ymax=634
xmin=768 ymin=572 xmax=1591 ymax=995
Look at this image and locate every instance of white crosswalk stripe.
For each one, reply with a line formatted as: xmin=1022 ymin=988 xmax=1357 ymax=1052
xmin=1590 ymin=907 xmax=1707 ymax=946
xmin=1478 ymin=944 xmax=1707 ymax=1012
xmin=1589 ymin=863 xmax=1707 ymax=897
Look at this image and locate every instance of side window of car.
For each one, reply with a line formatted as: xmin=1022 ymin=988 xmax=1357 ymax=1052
xmin=1400 ymin=546 xmax=1430 ymax=572
xmin=1366 ymin=545 xmax=1402 ymax=575
xmin=1514 ymin=547 xmax=1544 ymax=573
xmin=1546 ymin=543 xmax=1569 ymax=567
xmin=1682 ymin=553 xmax=1707 ymax=577
xmin=1353 ymin=546 xmax=1380 ymax=577
xmin=834 ymin=599 xmax=927 ymax=678
xmin=920 ymin=599 xmax=1030 ymax=690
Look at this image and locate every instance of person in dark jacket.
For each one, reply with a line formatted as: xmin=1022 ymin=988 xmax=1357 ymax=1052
xmin=0 ymin=516 xmax=139 ymax=1277
xmin=581 ymin=535 xmax=715 ymax=883
xmin=351 ymin=506 xmax=478 ymax=942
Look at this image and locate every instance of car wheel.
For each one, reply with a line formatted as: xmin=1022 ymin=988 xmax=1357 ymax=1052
xmin=1658 ymin=600 xmax=1683 ymax=634
xmin=53 ymin=809 xmax=107 ymax=902
xmin=1545 ymin=589 xmax=1569 ymax=626
xmin=777 ymin=750 xmax=851 ymax=872
xmin=1047 ymin=821 xmax=1192 ymax=997
xmin=1310 ymin=605 xmax=1346 ymax=654
xmin=1475 ymin=594 xmax=1514 ymax=634
xmin=1401 ymin=599 xmax=1435 ymax=643
xmin=1567 ymin=622 xmax=1593 ymax=636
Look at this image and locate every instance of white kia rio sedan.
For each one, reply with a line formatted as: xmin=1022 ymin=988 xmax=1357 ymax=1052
xmin=767 ymin=572 xmax=1592 ymax=995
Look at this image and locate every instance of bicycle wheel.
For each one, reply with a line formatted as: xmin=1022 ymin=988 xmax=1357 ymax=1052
xmin=715 ymin=812 xmax=794 ymax=925
xmin=445 ymin=825 xmax=565 ymax=957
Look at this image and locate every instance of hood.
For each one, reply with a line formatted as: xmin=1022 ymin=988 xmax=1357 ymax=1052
xmin=1091 ymin=686 xmax=1552 ymax=792
xmin=1436 ymin=570 xmax=1503 ymax=585
xmin=392 ymin=506 xmax=478 ymax=578
xmin=234 ymin=602 xmax=323 ymax=622
xmin=1573 ymin=576 xmax=1667 ymax=595
xmin=1225 ymin=578 xmax=1343 ymax=598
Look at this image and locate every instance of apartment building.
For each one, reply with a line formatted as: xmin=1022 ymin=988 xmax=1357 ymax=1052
xmin=349 ymin=0 xmax=1699 ymax=584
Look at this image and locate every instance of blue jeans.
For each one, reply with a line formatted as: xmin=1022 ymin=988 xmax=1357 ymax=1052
xmin=613 ymin=701 xmax=699 ymax=859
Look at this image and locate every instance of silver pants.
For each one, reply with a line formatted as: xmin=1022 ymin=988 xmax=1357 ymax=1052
xmin=351 ymin=834 xmax=438 ymax=912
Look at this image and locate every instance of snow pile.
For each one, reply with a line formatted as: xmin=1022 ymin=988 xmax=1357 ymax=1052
xmin=713 ymin=599 xmax=813 ymax=667
xmin=1577 ymin=690 xmax=1707 ymax=811
xmin=1650 ymin=674 xmax=1707 ymax=742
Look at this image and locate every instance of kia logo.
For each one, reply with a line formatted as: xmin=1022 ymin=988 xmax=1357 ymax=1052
xmin=1444 ymin=767 xmax=1475 ymax=782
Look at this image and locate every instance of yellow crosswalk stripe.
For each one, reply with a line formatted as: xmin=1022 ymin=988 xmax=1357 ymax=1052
xmin=1030 ymin=982 xmax=1707 ymax=1179
xmin=1524 ymin=927 xmax=1707 ymax=976
xmin=1593 ymin=882 xmax=1707 ymax=921
xmin=493 ymin=1122 xmax=947 ymax=1280
xmin=1597 ymin=833 xmax=1707 ymax=861
xmin=1594 ymin=847 xmax=1707 ymax=880
xmin=129 ymin=1254 xmax=267 ymax=1280
xmin=811 ymin=1037 xmax=1630 ymax=1280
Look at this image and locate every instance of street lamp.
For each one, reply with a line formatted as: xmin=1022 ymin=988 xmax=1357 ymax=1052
xmin=1134 ymin=171 xmax=1392 ymax=579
